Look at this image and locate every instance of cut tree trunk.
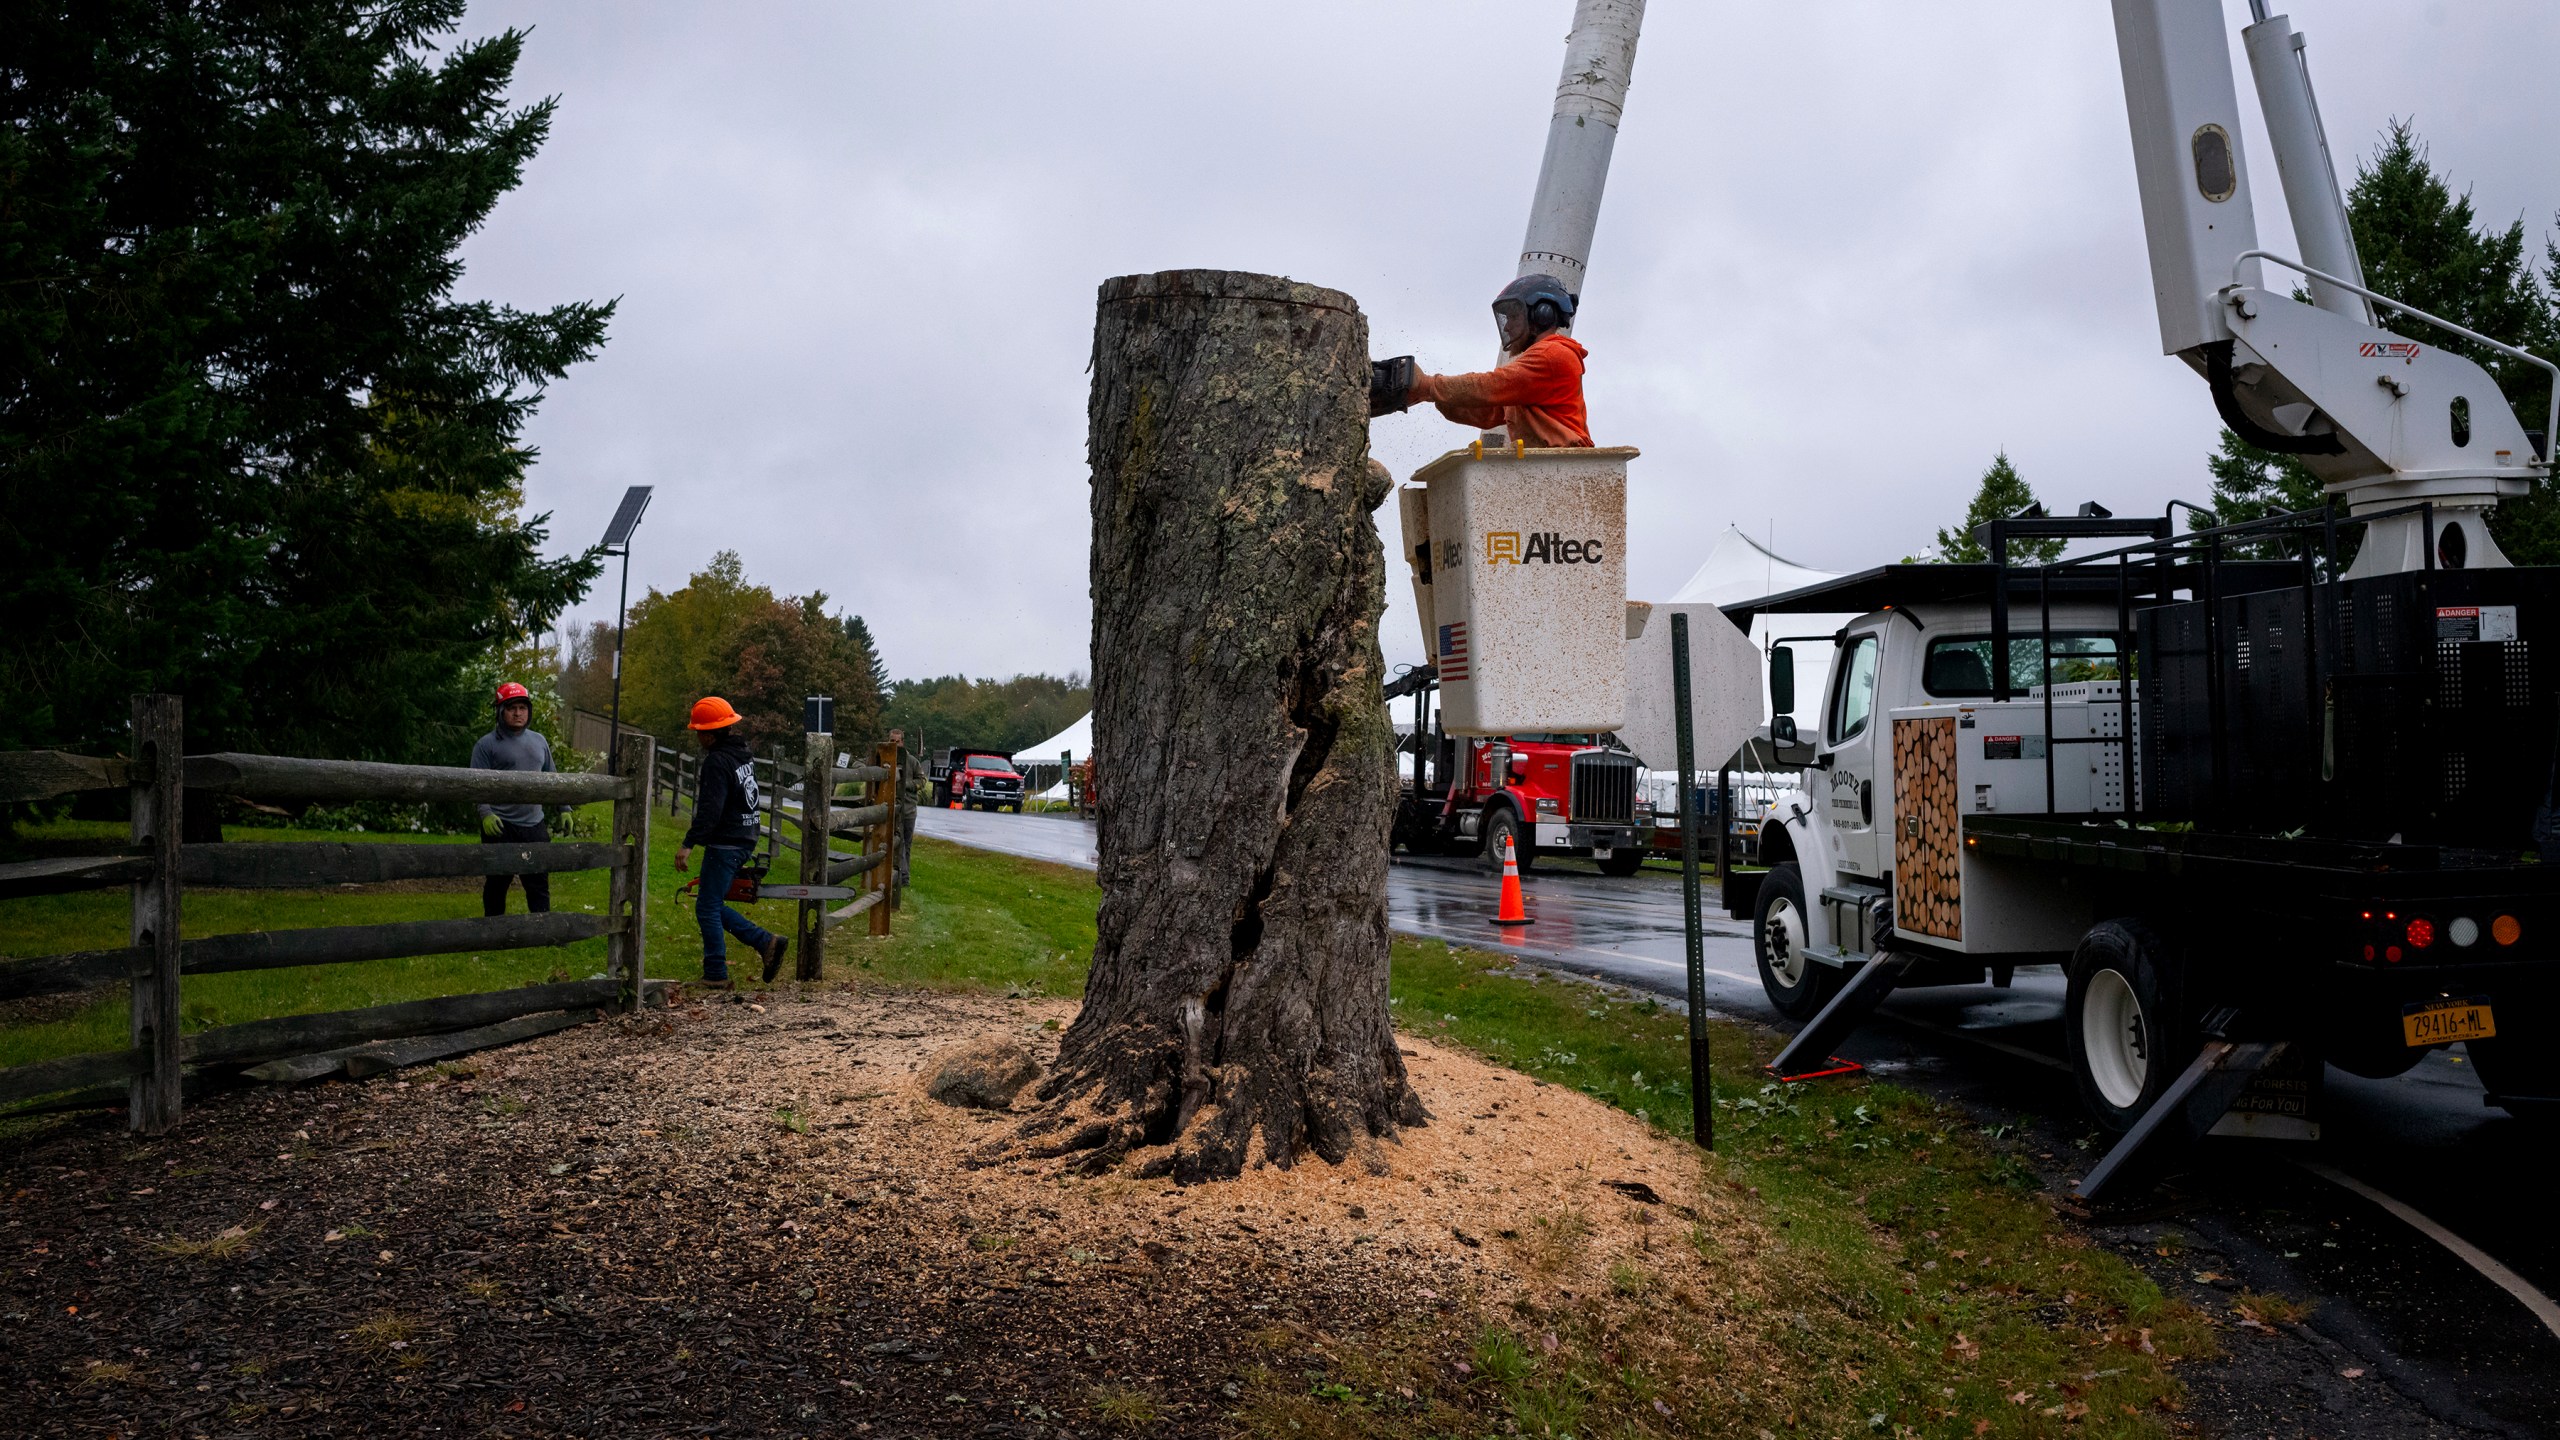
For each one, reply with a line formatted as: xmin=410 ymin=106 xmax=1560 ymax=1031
xmin=1029 ymin=269 xmax=1420 ymax=1182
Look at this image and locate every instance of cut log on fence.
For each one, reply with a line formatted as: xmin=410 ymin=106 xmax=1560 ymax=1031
xmin=0 ymin=1048 xmax=145 ymax=1108
xmin=0 ymin=912 xmax=617 ymax=1000
xmin=826 ymin=849 xmax=886 ymax=884
xmin=184 ymin=753 xmax=630 ymax=807
xmin=0 ymin=853 xmax=151 ymax=900
xmin=1030 ymin=269 xmax=1415 ymax=1183
xmin=182 ymin=978 xmax=638 ymax=1069
xmin=340 ymin=1009 xmax=596 ymax=1078
xmin=829 ymin=802 xmax=892 ymax=832
xmin=0 ymin=749 xmax=130 ymax=803
xmin=4 ymin=987 xmax=667 ymax=1110
xmin=182 ymin=841 xmax=622 ymax=888
xmin=0 ymin=1070 xmax=215 ymax=1119
xmin=823 ymin=890 xmax=882 ymax=929
xmin=838 ymin=764 xmax=891 ymax=785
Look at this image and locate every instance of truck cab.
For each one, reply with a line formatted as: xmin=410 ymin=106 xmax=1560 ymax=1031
xmin=1391 ymin=720 xmax=1645 ymax=876
xmin=937 ymin=749 xmax=1025 ymax=812
xmin=1747 ymin=587 xmax=2131 ymax=1016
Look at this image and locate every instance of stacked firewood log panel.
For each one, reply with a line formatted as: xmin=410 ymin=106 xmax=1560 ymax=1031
xmin=1892 ymin=716 xmax=1962 ymax=940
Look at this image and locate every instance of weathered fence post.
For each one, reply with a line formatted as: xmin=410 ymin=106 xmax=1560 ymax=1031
xmin=890 ymin=740 xmax=912 ymax=910
xmin=797 ymin=731 xmax=832 ymax=979
xmin=869 ymin=740 xmax=895 ymax=937
xmin=128 ymin=694 xmax=184 ymax=1133
xmin=608 ymin=731 xmax=654 ymax=1012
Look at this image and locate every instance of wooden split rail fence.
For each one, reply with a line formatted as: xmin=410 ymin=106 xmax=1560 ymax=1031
xmin=0 ymin=696 xmax=658 ymax=1132
xmin=649 ymin=733 xmax=914 ymax=977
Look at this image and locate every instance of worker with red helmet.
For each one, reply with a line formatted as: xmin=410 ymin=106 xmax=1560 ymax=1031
xmin=1370 ymin=274 xmax=1592 ymax=447
xmin=673 ymin=696 xmax=788 ymax=986
xmin=470 ymin=682 xmax=556 ymax=916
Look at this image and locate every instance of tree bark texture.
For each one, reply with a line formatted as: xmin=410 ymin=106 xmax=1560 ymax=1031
xmin=1033 ymin=270 xmax=1420 ymax=1181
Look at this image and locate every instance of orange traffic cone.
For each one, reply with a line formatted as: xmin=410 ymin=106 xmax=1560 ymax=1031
xmin=1493 ymin=833 xmax=1531 ymax=926
xmin=947 ymin=791 xmax=962 ymax=810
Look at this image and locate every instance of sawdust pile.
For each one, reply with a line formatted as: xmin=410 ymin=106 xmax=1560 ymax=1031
xmin=3 ymin=987 xmax=1803 ymax=1437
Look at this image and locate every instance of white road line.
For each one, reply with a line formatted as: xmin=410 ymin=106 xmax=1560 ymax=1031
xmin=2299 ymin=1161 xmax=2560 ymax=1342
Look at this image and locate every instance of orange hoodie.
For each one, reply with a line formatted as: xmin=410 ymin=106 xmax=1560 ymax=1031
xmin=1405 ymin=332 xmax=1591 ymax=447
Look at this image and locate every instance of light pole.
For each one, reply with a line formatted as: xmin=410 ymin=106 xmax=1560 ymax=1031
xmin=599 ymin=485 xmax=653 ymax=774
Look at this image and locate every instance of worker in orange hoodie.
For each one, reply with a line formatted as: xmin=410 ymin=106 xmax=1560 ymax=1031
xmin=1370 ymin=273 xmax=1591 ymax=447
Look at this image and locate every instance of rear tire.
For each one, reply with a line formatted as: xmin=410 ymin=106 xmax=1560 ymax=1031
xmin=1597 ymin=850 xmax=1645 ymax=877
xmin=2064 ymin=919 xmax=2189 ymax=1133
xmin=1482 ymin=808 xmax=1533 ymax=875
xmin=1754 ymin=863 xmax=1838 ymax=1021
xmin=2468 ymin=1038 xmax=2560 ymax=1122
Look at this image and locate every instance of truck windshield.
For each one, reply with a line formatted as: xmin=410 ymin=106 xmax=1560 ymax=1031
xmin=1922 ymin=634 xmax=2122 ymax=697
xmin=968 ymin=757 xmax=1017 ymax=774
xmin=1508 ymin=733 xmax=1597 ymax=746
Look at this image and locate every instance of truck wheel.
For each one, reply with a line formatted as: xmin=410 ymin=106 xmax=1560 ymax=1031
xmin=1482 ymin=809 xmax=1533 ymax=875
xmin=2065 ymin=920 xmax=2187 ymax=1133
xmin=1754 ymin=863 xmax=1838 ymax=1021
xmin=1597 ymin=850 xmax=1645 ymax=877
xmin=2468 ymin=1039 xmax=2559 ymax=1122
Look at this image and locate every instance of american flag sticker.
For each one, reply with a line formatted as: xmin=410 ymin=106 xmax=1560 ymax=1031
xmin=1438 ymin=622 xmax=1470 ymax=682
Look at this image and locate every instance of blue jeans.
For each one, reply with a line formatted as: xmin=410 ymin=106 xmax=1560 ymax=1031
xmin=694 ymin=843 xmax=776 ymax=974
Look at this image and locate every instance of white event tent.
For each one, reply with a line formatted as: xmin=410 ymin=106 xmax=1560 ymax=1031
xmin=1015 ymin=712 xmax=1092 ymax=800
xmin=1664 ymin=527 xmax=1855 ymax=723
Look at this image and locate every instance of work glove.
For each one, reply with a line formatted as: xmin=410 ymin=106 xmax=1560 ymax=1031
xmin=1368 ymin=355 xmax=1417 ymax=417
xmin=479 ymin=812 xmax=504 ymax=840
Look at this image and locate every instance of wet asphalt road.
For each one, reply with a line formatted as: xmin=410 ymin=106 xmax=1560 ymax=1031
xmin=921 ymin=807 xmax=2560 ymax=1434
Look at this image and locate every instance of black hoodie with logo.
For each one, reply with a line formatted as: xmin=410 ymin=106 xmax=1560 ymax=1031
xmin=683 ymin=737 xmax=763 ymax=849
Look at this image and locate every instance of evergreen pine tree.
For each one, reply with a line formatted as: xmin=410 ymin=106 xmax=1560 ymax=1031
xmin=0 ymin=1 xmax=610 ymax=759
xmin=841 ymin=615 xmax=892 ymax=701
xmin=1934 ymin=452 xmax=2062 ymax=563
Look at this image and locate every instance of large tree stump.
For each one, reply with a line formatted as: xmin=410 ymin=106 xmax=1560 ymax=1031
xmin=1029 ymin=269 xmax=1421 ymax=1182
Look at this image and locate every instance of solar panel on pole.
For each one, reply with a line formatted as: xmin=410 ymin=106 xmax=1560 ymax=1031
xmin=601 ymin=486 xmax=652 ymax=771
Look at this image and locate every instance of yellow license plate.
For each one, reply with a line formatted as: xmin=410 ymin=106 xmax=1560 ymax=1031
xmin=2402 ymin=998 xmax=2495 ymax=1047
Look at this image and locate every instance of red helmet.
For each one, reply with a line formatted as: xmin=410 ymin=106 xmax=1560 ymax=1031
xmin=494 ymin=682 xmax=532 ymax=707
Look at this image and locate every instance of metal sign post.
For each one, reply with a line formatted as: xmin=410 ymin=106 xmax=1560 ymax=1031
xmin=1671 ymin=613 xmax=1713 ymax=1150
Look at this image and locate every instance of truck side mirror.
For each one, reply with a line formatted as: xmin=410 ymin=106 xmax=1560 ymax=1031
xmin=1770 ymin=648 xmax=1796 ymax=718
xmin=1771 ymin=715 xmax=1799 ymax=745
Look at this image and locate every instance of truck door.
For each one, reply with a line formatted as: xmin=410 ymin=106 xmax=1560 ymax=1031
xmin=1821 ymin=629 xmax=1886 ymax=881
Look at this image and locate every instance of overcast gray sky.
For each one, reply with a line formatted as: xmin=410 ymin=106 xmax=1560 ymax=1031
xmin=457 ymin=1 xmax=2560 ymax=685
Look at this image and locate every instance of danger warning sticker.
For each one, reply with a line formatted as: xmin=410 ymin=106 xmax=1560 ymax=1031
xmin=2436 ymin=605 xmax=2518 ymax=642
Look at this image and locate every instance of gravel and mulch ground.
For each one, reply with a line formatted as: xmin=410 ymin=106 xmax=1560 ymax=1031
xmin=2 ymin=984 xmax=1825 ymax=1439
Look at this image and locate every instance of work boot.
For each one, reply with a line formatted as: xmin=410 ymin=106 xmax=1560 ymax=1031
xmin=700 ymin=958 xmax=733 ymax=992
xmin=760 ymin=934 xmax=791 ymax=984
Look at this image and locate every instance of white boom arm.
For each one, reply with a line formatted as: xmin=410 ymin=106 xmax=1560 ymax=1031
xmin=1518 ymin=0 xmax=1644 ymax=310
xmin=2110 ymin=0 xmax=2554 ymax=575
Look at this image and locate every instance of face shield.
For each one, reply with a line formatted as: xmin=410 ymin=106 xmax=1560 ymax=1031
xmin=1493 ymin=300 xmax=1533 ymax=353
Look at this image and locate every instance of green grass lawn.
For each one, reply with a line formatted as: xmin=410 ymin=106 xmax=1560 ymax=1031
xmin=2 ymin=811 xmax=2206 ymax=1434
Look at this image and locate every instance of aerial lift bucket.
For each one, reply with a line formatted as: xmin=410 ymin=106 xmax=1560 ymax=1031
xmin=1399 ymin=442 xmax=1637 ymax=736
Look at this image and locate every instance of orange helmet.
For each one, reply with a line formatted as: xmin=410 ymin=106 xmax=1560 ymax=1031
xmin=688 ymin=696 xmax=743 ymax=731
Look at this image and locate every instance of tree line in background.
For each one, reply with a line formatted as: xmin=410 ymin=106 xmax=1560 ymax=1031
xmin=561 ymin=550 xmax=1089 ymax=762
xmin=1 ymin=2 xmax=608 ymax=769
xmin=882 ymin=673 xmax=1091 ymax=760
xmin=1932 ymin=122 xmax=2560 ymax=566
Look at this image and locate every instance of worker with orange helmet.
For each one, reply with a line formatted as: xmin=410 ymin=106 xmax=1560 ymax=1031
xmin=470 ymin=681 xmax=555 ymax=916
xmin=673 ymin=696 xmax=787 ymax=986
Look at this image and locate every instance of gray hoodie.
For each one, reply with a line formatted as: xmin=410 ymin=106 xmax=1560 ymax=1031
xmin=470 ymin=725 xmax=555 ymax=827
